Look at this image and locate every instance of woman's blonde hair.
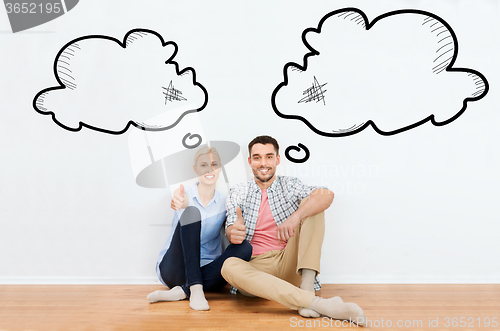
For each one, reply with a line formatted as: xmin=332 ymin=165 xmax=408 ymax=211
xmin=193 ymin=145 xmax=221 ymax=165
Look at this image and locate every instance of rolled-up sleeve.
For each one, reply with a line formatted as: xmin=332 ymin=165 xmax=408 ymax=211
xmin=287 ymin=177 xmax=328 ymax=204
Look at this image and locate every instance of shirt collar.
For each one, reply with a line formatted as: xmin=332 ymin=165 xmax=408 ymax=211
xmin=250 ymin=179 xmax=260 ymax=193
xmin=268 ymin=175 xmax=280 ymax=193
xmin=250 ymin=175 xmax=280 ymax=193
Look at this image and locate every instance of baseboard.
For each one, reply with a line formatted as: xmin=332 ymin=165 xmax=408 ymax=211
xmin=0 ymin=277 xmax=161 ymax=285
xmin=319 ymin=275 xmax=500 ymax=284
xmin=1 ymin=275 xmax=499 ymax=285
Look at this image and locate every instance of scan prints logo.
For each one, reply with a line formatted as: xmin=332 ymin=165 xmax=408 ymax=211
xmin=4 ymin=0 xmax=78 ymax=33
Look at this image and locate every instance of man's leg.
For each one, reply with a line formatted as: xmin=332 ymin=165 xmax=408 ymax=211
xmin=221 ymin=256 xmax=315 ymax=310
xmin=238 ymin=250 xmax=284 ymax=297
xmin=275 ymin=201 xmax=365 ymax=325
xmin=221 ymin=248 xmax=366 ymax=325
xmin=279 ymin=199 xmax=324 ymax=281
xmin=278 ymin=198 xmax=325 ymax=317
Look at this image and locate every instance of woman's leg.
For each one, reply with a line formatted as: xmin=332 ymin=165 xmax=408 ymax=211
xmin=148 ymin=222 xmax=188 ymax=303
xmin=148 ymin=207 xmax=204 ymax=307
xmin=159 ymin=206 xmax=204 ymax=290
xmin=174 ymin=206 xmax=209 ymax=310
xmin=200 ymin=240 xmax=253 ymax=292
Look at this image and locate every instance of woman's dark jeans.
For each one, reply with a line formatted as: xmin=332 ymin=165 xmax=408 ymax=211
xmin=158 ymin=206 xmax=252 ymax=297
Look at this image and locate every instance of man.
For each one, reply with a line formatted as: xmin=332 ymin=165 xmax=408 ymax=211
xmin=221 ymin=135 xmax=365 ymax=325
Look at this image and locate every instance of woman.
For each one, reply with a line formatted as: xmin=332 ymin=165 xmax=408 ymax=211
xmin=147 ymin=146 xmax=252 ymax=310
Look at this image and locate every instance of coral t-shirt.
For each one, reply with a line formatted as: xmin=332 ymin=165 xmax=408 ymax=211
xmin=250 ymin=189 xmax=287 ymax=256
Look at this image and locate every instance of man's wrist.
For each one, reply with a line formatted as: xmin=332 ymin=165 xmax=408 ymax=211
xmin=288 ymin=213 xmax=301 ymax=228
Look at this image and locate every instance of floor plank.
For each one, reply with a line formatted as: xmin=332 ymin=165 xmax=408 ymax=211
xmin=0 ymin=285 xmax=499 ymax=330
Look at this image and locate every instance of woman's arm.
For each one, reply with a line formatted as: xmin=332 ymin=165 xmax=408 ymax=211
xmin=171 ymin=184 xmax=189 ymax=210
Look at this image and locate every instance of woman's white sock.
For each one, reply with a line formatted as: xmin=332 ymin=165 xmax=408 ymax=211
xmin=189 ymin=284 xmax=210 ymax=311
xmin=147 ymin=286 xmax=187 ymax=303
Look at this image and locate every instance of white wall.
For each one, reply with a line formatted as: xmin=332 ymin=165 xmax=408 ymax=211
xmin=1 ymin=0 xmax=499 ymax=284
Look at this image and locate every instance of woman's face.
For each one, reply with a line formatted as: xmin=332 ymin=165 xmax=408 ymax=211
xmin=193 ymin=153 xmax=221 ymax=186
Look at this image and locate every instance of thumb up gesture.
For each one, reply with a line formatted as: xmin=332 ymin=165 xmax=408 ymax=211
xmin=230 ymin=207 xmax=246 ymax=244
xmin=171 ymin=184 xmax=188 ymax=210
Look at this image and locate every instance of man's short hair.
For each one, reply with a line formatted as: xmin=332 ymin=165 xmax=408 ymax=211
xmin=248 ymin=135 xmax=279 ymax=155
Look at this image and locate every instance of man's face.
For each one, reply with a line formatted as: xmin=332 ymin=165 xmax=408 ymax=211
xmin=248 ymin=143 xmax=280 ymax=184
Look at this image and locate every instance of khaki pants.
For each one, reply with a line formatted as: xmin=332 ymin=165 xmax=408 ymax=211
xmin=221 ymin=202 xmax=325 ymax=310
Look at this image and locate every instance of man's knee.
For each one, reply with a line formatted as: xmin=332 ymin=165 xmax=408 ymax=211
xmin=221 ymin=257 xmax=241 ymax=279
xmin=298 ymin=197 xmax=325 ymax=224
xmin=179 ymin=206 xmax=201 ymax=226
xmin=300 ymin=210 xmax=325 ymax=227
xmin=299 ymin=197 xmax=309 ymax=207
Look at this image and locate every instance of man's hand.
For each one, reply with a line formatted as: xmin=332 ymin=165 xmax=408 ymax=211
xmin=229 ymin=207 xmax=246 ymax=244
xmin=171 ymin=184 xmax=188 ymax=210
xmin=276 ymin=188 xmax=334 ymax=242
xmin=277 ymin=214 xmax=300 ymax=243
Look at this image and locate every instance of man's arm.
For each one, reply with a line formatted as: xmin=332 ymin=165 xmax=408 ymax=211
xmin=291 ymin=188 xmax=334 ymax=222
xmin=226 ymin=207 xmax=246 ymax=244
xmin=277 ymin=188 xmax=334 ymax=242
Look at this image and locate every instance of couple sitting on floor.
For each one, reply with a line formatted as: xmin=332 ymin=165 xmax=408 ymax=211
xmin=147 ymin=135 xmax=365 ymax=326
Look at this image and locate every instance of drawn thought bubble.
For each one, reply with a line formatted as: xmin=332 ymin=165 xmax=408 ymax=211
xmin=33 ymin=29 xmax=208 ymax=135
xmin=271 ymin=8 xmax=489 ymax=137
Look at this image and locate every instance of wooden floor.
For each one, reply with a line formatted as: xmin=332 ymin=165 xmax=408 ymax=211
xmin=1 ymin=284 xmax=499 ymax=330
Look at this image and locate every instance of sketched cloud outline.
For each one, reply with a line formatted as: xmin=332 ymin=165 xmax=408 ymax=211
xmin=271 ymin=8 xmax=489 ymax=137
xmin=33 ymin=28 xmax=208 ymax=135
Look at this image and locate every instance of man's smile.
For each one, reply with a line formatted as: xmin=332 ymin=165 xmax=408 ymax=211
xmin=258 ymin=168 xmax=270 ymax=175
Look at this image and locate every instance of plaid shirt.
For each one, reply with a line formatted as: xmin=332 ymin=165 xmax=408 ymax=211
xmin=226 ymin=175 xmax=324 ymax=293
